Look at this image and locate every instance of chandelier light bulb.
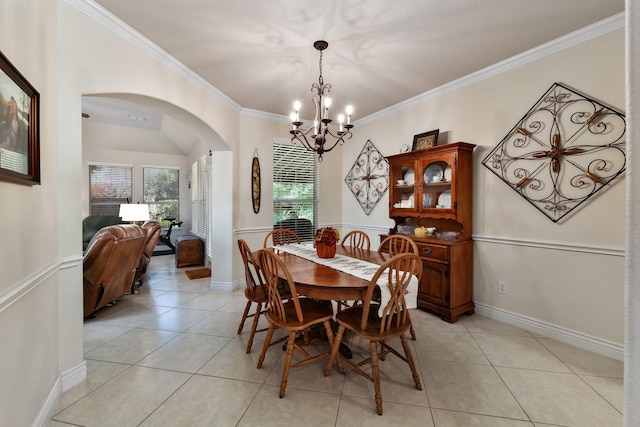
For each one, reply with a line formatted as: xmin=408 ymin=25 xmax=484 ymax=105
xmin=293 ymin=101 xmax=301 ymax=121
xmin=324 ymin=97 xmax=332 ymax=119
xmin=345 ymin=105 xmax=353 ymax=125
xmin=338 ymin=114 xmax=345 ymax=132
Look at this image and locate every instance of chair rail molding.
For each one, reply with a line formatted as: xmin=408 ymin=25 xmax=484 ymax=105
xmin=473 ymin=234 xmax=624 ymax=257
xmin=0 ymin=256 xmax=81 ymax=314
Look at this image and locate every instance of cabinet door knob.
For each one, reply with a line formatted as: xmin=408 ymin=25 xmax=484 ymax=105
xmin=422 ymin=247 xmax=432 ymax=255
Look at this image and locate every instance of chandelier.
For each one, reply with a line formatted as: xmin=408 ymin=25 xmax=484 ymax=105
xmin=290 ymin=40 xmax=354 ymax=161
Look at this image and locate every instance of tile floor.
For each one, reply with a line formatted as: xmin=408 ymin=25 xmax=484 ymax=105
xmin=50 ymin=255 xmax=624 ymax=426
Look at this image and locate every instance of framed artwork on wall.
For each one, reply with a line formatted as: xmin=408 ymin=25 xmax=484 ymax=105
xmin=251 ymin=150 xmax=261 ymax=214
xmin=412 ymin=129 xmax=439 ymax=151
xmin=0 ymin=50 xmax=40 ymax=185
xmin=344 ymin=140 xmax=389 ymax=215
xmin=482 ymin=82 xmax=626 ymax=223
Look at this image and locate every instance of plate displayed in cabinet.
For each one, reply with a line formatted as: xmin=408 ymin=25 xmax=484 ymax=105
xmin=404 ymin=170 xmax=415 ymax=185
xmin=444 ymin=166 xmax=452 ymax=182
xmin=423 ymin=164 xmax=443 ymax=184
xmin=423 ymin=193 xmax=434 ymax=208
xmin=438 ymin=190 xmax=451 ymax=208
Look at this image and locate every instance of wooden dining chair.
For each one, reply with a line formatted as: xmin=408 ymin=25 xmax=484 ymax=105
xmin=324 ymin=252 xmax=423 ymax=415
xmin=377 ymin=234 xmax=419 ymax=339
xmin=263 ymin=228 xmax=301 ymax=248
xmin=336 ymin=230 xmax=371 ymax=312
xmin=237 ymin=239 xmax=271 ymax=353
xmin=340 ymin=230 xmax=371 ymax=250
xmin=377 ymin=234 xmax=419 ymax=257
xmin=256 ymin=248 xmax=343 ymax=398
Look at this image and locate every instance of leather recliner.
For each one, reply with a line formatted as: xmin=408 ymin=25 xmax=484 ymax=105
xmin=83 ymin=224 xmax=146 ymax=318
xmin=82 ymin=215 xmax=125 ymax=251
xmin=133 ymin=220 xmax=162 ymax=289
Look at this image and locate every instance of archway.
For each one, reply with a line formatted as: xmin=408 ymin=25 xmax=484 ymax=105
xmin=81 ymin=93 xmax=234 ymax=288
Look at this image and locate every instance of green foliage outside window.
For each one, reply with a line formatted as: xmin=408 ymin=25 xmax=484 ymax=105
xmin=144 ymin=167 xmax=179 ymax=227
xmin=273 ymin=182 xmax=314 ymax=223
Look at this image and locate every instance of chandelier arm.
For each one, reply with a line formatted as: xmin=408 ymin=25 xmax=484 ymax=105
xmin=290 ymin=132 xmax=316 ymax=152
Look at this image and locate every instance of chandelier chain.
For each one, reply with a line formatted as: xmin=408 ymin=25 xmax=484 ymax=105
xmin=318 ymin=49 xmax=323 ymax=86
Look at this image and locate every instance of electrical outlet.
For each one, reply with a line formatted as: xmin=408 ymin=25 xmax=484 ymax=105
xmin=498 ymin=280 xmax=508 ymax=294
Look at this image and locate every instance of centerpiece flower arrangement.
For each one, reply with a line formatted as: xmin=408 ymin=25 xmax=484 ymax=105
xmin=314 ymin=226 xmax=340 ymax=258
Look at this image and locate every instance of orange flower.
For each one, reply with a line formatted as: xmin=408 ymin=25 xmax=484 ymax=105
xmin=313 ymin=227 xmax=340 ymax=246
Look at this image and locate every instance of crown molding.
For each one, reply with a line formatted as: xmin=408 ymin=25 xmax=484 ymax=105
xmin=240 ymin=108 xmax=290 ymax=122
xmin=65 ymin=2 xmax=623 ymax=126
xmin=357 ymin=12 xmax=625 ymax=126
xmin=64 ymin=0 xmax=242 ymax=113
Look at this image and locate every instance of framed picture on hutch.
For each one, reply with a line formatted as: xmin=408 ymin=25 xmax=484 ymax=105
xmin=412 ymin=129 xmax=439 ymax=151
xmin=0 ymin=50 xmax=40 ymax=185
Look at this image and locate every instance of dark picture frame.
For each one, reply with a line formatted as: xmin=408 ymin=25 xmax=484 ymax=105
xmin=0 ymin=50 xmax=40 ymax=185
xmin=412 ymin=129 xmax=439 ymax=151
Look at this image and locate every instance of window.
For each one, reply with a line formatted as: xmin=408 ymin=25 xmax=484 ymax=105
xmin=273 ymin=142 xmax=318 ymax=241
xmin=89 ymin=164 xmax=132 ymax=216
xmin=204 ymin=164 xmax=212 ymax=258
xmin=143 ymin=167 xmax=179 ymax=225
xmin=191 ymin=156 xmax=209 ymax=240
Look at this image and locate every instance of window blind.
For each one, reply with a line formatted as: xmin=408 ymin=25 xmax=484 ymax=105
xmin=204 ymin=165 xmax=212 ymax=259
xmin=89 ymin=164 xmax=132 ymax=216
xmin=273 ymin=142 xmax=318 ymax=241
xmin=191 ymin=156 xmax=207 ymax=239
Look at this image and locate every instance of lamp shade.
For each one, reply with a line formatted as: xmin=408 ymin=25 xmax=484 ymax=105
xmin=119 ymin=204 xmax=150 ymax=222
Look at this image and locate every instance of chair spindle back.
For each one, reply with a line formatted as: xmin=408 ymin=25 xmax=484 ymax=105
xmin=341 ymin=230 xmax=371 ymax=250
xmin=257 ymin=249 xmax=303 ymax=324
xmin=361 ymin=253 xmax=422 ymax=333
xmin=263 ymin=228 xmax=301 ymax=248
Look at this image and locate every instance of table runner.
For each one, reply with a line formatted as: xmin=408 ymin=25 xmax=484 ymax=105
xmin=273 ymin=244 xmax=418 ymax=316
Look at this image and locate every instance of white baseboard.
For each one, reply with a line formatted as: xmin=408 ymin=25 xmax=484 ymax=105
xmin=35 ymin=361 xmax=87 ymax=426
xmin=34 ymin=377 xmax=61 ymax=427
xmin=61 ymin=360 xmax=87 ymax=392
xmin=209 ymin=279 xmax=241 ymax=292
xmin=475 ymin=302 xmax=624 ymax=361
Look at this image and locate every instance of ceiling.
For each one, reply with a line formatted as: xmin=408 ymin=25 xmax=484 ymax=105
xmin=84 ymin=0 xmax=624 ymax=137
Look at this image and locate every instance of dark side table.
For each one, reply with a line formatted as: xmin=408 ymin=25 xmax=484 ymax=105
xmin=175 ymin=235 xmax=204 ymax=267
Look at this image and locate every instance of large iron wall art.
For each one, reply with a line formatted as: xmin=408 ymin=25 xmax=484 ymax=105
xmin=344 ymin=140 xmax=389 ymax=215
xmin=482 ymin=82 xmax=626 ymax=223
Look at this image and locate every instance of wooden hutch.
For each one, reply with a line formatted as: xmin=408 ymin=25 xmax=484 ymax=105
xmin=384 ymin=142 xmax=476 ymax=322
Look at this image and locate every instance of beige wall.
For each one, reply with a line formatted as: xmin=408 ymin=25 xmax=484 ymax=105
xmin=0 ymin=1 xmax=630 ymax=425
xmin=342 ymin=29 xmax=626 ymax=351
xmin=0 ymin=0 xmax=241 ymax=424
xmin=0 ymin=1 xmax=61 ymax=425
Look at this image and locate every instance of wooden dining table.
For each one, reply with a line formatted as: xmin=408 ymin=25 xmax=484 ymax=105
xmin=262 ymin=244 xmax=390 ymax=358
xmin=266 ymin=245 xmax=389 ymax=301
